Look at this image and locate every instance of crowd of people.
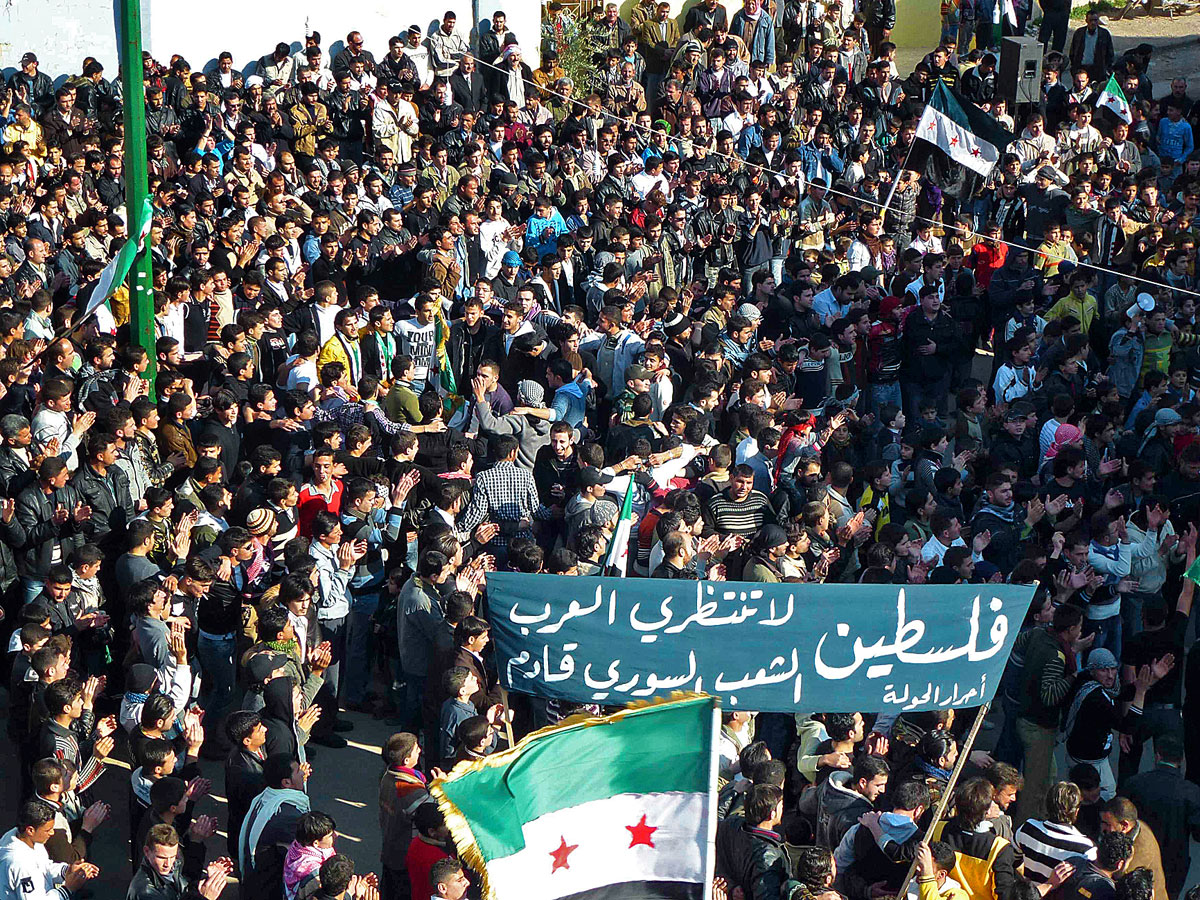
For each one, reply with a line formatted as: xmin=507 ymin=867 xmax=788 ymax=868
xmin=3 ymin=0 xmax=1200 ymax=899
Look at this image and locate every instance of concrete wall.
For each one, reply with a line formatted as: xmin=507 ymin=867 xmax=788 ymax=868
xmin=0 ymin=0 xmax=540 ymax=84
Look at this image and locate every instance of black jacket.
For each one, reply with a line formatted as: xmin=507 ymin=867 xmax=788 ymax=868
xmin=70 ymin=462 xmax=135 ymax=550
xmin=224 ymin=748 xmax=266 ymax=862
xmin=1123 ymin=765 xmax=1200 ymax=896
xmin=802 ymin=771 xmax=873 ymax=850
xmin=13 ymin=481 xmax=88 ymax=580
xmin=714 ymin=817 xmax=788 ymax=900
xmin=0 ymin=446 xmax=34 ymax=496
xmin=447 ymin=319 xmax=503 ymax=391
xmin=450 ymin=70 xmax=487 ymax=113
xmin=126 ymin=856 xmax=205 ymax=900
xmin=900 ymin=309 xmax=961 ymax=383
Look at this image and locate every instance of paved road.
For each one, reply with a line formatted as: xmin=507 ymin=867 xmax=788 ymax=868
xmin=0 ymin=697 xmax=398 ymax=900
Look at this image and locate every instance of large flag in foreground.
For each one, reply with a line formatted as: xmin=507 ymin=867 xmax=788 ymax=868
xmin=916 ymin=81 xmax=1013 ymax=176
xmin=1095 ymin=74 xmax=1133 ymax=124
xmin=430 ymin=694 xmax=719 ymax=900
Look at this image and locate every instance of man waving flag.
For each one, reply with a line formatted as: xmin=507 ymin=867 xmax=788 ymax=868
xmin=915 ymin=81 xmax=1014 ymax=176
xmin=1095 ymin=73 xmax=1133 ymax=124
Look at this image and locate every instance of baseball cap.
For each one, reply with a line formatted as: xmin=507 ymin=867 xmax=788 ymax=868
xmin=625 ymin=364 xmax=651 ymax=381
xmin=579 ymin=467 xmax=614 ymax=488
xmin=20 ymin=52 xmax=38 ymax=65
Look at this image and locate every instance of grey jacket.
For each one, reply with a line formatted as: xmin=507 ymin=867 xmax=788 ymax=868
xmin=396 ymin=575 xmax=452 ymax=678
xmin=476 ymin=403 xmax=552 ymax=469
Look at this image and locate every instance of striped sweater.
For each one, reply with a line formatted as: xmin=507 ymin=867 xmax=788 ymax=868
xmin=37 ymin=717 xmax=106 ymax=794
xmin=1014 ymin=819 xmax=1097 ymax=884
xmin=704 ymin=488 xmax=778 ymax=536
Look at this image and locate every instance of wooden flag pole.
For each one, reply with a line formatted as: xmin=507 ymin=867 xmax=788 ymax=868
xmin=893 ymin=701 xmax=992 ymax=900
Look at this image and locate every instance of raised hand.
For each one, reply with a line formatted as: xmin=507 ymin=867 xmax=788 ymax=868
xmin=92 ymin=735 xmax=115 ymax=761
xmin=185 ymin=776 xmax=212 ymax=800
xmin=189 ymin=814 xmax=219 ymax=840
xmin=474 ymin=522 xmax=500 ymax=545
xmin=391 ymin=470 xmax=420 ymax=506
xmin=298 ymin=704 xmax=322 ymax=731
xmin=1151 ymin=653 xmax=1175 ymax=682
xmin=81 ymin=801 xmax=110 ymax=832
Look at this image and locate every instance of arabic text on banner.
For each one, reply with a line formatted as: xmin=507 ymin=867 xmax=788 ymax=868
xmin=485 ymin=575 xmax=1035 ymax=713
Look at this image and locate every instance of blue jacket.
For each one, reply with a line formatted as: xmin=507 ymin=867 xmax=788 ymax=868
xmin=1157 ymin=117 xmax=1194 ymax=163
xmin=730 ymin=9 xmax=776 ymax=65
xmin=798 ymin=142 xmax=844 ymax=183
xmin=550 ymin=376 xmax=592 ymax=429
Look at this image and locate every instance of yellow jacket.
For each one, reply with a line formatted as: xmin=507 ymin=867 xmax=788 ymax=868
xmin=3 ymin=119 xmax=46 ymax=160
xmin=917 ymin=876 xmax=970 ymax=900
xmin=317 ymin=334 xmax=362 ymax=382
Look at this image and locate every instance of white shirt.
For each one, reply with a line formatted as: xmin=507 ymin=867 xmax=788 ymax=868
xmin=285 ymin=356 xmax=319 ymax=393
xmin=314 ymin=303 xmax=341 ymax=346
xmin=0 ymin=828 xmax=69 ymax=900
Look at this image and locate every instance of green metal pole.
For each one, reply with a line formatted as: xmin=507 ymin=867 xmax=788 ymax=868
xmin=117 ymin=0 xmax=157 ymax=386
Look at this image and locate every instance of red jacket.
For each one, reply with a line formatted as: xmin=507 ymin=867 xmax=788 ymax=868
xmin=407 ymin=836 xmax=452 ymax=900
xmin=297 ymin=479 xmax=343 ymax=536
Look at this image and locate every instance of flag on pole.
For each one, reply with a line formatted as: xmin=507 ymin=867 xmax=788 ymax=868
xmin=80 ymin=195 xmax=154 ymax=324
xmin=1185 ymin=554 xmax=1200 ymax=586
xmin=991 ymin=0 xmax=1017 ymax=45
xmin=431 ymin=301 xmax=462 ymax=414
xmin=915 ymin=81 xmax=1013 ymax=176
xmin=1095 ymin=74 xmax=1133 ymax=124
xmin=604 ymin=476 xmax=635 ymax=577
xmin=430 ymin=694 xmax=719 ymax=900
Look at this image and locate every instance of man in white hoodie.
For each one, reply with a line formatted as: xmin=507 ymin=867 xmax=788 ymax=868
xmin=30 ymin=379 xmax=93 ymax=472
xmin=0 ymin=799 xmax=97 ymax=900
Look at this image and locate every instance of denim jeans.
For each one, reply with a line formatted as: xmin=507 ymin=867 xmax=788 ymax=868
xmin=21 ymin=577 xmax=44 ymax=605
xmin=902 ymin=374 xmax=950 ymax=421
xmin=319 ymin=615 xmax=347 ymax=698
xmin=993 ymin=693 xmax=1024 ymax=769
xmin=344 ymin=594 xmax=380 ymax=706
xmin=1121 ymin=590 xmax=1159 ymax=643
xmin=403 ymin=673 xmax=427 ymax=737
xmin=869 ymin=381 xmax=902 ymax=418
xmin=1087 ymin=613 xmax=1122 ymax=660
xmin=196 ymin=631 xmax=236 ymax=734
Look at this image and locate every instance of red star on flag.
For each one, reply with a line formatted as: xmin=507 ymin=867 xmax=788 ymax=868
xmin=926 ymin=120 xmax=936 ymax=131
xmin=970 ymin=148 xmax=981 ymax=157
xmin=626 ymin=814 xmax=658 ymax=848
xmin=949 ymin=136 xmax=959 ymax=146
xmin=1118 ymin=105 xmax=1127 ymax=118
xmin=550 ymin=837 xmax=578 ymax=873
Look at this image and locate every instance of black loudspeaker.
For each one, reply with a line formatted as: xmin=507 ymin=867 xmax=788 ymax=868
xmin=999 ymin=36 xmax=1044 ymax=107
